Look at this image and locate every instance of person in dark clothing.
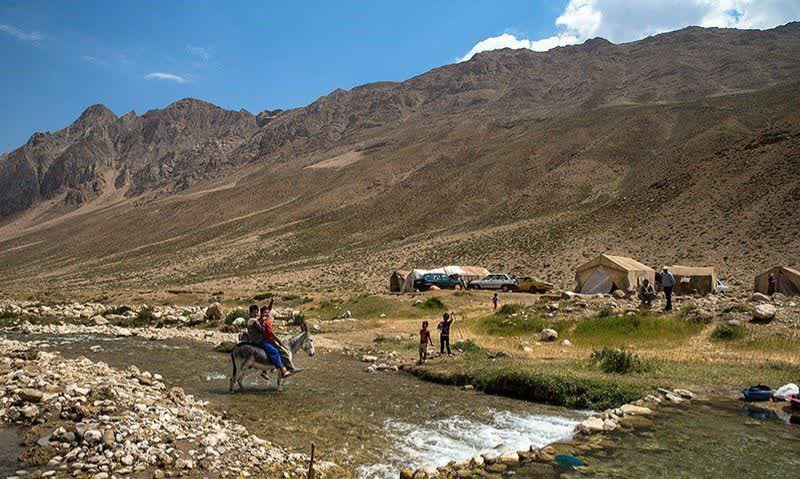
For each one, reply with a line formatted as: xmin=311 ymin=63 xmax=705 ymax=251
xmin=438 ymin=312 xmax=456 ymax=355
xmin=661 ymin=266 xmax=675 ymax=312
xmin=654 ymin=271 xmax=663 ymax=292
xmin=638 ymin=279 xmax=656 ymax=310
xmin=768 ymin=273 xmax=777 ymax=296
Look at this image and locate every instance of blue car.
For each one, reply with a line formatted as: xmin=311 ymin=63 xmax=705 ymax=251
xmin=414 ymin=273 xmax=465 ymax=291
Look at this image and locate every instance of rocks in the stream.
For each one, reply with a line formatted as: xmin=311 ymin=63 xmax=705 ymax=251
xmin=619 ymin=404 xmax=653 ymax=416
xmin=0 ymin=337 xmax=327 ymax=479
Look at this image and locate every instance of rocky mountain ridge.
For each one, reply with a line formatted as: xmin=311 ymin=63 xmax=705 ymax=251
xmin=3 ymin=23 xmax=799 ymax=219
xmin=1 ymin=23 xmax=799 ymax=291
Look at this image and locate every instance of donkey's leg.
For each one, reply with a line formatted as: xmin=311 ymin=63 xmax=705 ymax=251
xmin=229 ymin=354 xmax=239 ymax=392
xmin=235 ymin=357 xmax=253 ymax=391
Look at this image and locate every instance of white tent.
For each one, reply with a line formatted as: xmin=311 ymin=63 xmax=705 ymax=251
xmin=580 ymin=268 xmax=615 ymax=294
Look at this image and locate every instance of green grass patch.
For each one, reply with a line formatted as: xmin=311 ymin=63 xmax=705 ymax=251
xmin=711 ymin=322 xmax=745 ymax=341
xmin=415 ymin=296 xmax=447 ymax=310
xmin=723 ymin=303 xmax=752 ymax=314
xmin=590 ymin=348 xmax=648 ymax=374
xmin=408 ymin=364 xmax=643 ymax=410
xmin=374 ymin=334 xmax=416 ymax=350
xmin=0 ymin=310 xmax=22 ymax=327
xmin=570 ymin=312 xmax=704 ymax=348
xmin=471 ymin=307 xmax=571 ymax=337
xmin=314 ymin=295 xmax=424 ymax=320
xmin=496 ymin=303 xmax=525 ymax=316
xmin=224 ymin=308 xmax=248 ymax=325
xmin=253 ymin=292 xmax=273 ymax=301
xmin=453 ymin=339 xmax=482 ymax=354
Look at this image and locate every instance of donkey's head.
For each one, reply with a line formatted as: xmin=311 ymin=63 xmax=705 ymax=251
xmin=298 ymin=321 xmax=315 ymax=357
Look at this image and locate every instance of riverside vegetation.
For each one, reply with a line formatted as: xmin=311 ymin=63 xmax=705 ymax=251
xmin=1 ymin=284 xmax=799 ymax=478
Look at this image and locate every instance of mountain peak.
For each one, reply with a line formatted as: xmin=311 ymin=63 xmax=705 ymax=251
xmin=76 ymin=104 xmax=117 ymax=123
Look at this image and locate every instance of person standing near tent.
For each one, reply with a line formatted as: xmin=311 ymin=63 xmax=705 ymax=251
xmin=768 ymin=273 xmax=777 ymax=295
xmin=437 ymin=312 xmax=455 ymax=356
xmin=492 ymin=293 xmax=499 ymax=311
xmin=661 ymin=266 xmax=675 ymax=312
xmin=654 ymin=270 xmax=663 ymax=292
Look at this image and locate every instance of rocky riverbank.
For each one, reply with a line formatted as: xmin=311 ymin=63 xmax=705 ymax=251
xmin=0 ymin=338 xmax=338 ymax=479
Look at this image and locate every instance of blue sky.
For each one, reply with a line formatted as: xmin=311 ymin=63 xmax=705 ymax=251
xmin=1 ymin=0 xmax=798 ymax=153
xmin=0 ymin=0 xmax=567 ymax=153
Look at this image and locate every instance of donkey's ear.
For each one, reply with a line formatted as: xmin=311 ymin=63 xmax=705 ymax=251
xmin=300 ymin=321 xmax=308 ymax=333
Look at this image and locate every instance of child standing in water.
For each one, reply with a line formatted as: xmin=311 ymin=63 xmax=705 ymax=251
xmin=419 ymin=321 xmax=433 ymax=363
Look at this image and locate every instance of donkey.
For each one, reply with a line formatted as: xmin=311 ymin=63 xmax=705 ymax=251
xmin=229 ymin=321 xmax=315 ymax=392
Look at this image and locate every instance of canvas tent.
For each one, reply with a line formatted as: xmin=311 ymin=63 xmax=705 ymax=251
xmin=400 ymin=265 xmax=489 ymax=293
xmin=389 ymin=270 xmax=410 ymax=293
xmin=754 ymin=266 xmax=800 ymax=296
xmin=669 ymin=265 xmax=718 ymax=296
xmin=574 ymin=254 xmax=655 ymax=294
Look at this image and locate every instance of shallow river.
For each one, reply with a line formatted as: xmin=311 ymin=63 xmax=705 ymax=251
xmin=5 ymin=333 xmax=799 ymax=478
xmin=8 ymin=334 xmax=585 ymax=478
xmin=576 ymin=400 xmax=800 ymax=477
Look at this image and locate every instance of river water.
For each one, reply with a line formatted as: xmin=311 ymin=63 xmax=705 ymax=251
xmin=5 ymin=333 xmax=584 ymax=478
xmin=5 ymin=333 xmax=799 ymax=478
xmin=575 ymin=400 xmax=800 ymax=478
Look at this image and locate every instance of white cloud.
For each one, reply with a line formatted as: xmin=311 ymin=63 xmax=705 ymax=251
xmin=144 ymin=72 xmax=187 ymax=83
xmin=459 ymin=0 xmax=800 ymax=61
xmin=0 ymin=23 xmax=43 ymax=41
xmin=457 ymin=32 xmax=580 ymax=62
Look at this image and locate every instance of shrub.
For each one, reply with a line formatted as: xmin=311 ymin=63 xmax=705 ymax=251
xmin=723 ymin=303 xmax=751 ymax=314
xmin=105 ymin=305 xmax=131 ymax=315
xmin=416 ymin=296 xmax=446 ymax=310
xmin=136 ymin=306 xmax=156 ymax=323
xmin=253 ymin=292 xmax=273 ymax=301
xmin=224 ymin=308 xmax=248 ymax=325
xmin=595 ymin=306 xmax=617 ymax=318
xmin=453 ymin=339 xmax=481 ymax=353
xmin=590 ymin=348 xmax=646 ymax=374
xmin=711 ymin=322 xmax=745 ymax=341
xmin=496 ymin=303 xmax=524 ymax=316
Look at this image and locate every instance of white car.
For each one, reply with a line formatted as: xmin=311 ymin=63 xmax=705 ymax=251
xmin=468 ymin=274 xmax=518 ymax=292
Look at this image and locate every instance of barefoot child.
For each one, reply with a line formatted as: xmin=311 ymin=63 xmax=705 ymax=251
xmin=419 ymin=321 xmax=433 ymax=363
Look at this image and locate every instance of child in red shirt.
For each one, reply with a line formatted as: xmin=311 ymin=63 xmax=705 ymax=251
xmin=419 ymin=321 xmax=433 ymax=363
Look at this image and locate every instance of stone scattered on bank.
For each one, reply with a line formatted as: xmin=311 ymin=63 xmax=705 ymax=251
xmin=0 ymin=338 xmax=336 ymax=478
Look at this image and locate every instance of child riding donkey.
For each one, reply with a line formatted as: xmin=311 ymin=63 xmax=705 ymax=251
xmin=246 ymin=298 xmax=295 ymax=382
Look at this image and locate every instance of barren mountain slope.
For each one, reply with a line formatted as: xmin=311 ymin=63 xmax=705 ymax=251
xmin=1 ymin=24 xmax=799 ymax=292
